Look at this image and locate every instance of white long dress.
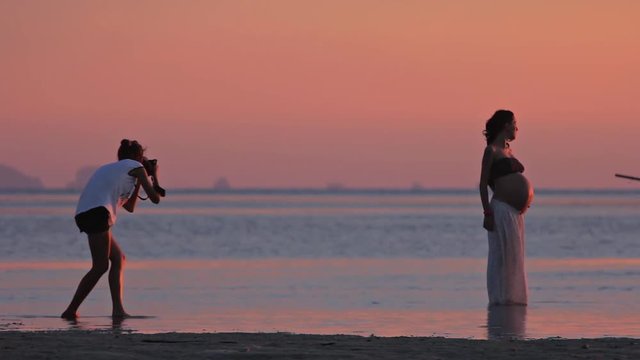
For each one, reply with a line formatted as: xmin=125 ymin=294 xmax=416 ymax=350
xmin=487 ymin=198 xmax=528 ymax=305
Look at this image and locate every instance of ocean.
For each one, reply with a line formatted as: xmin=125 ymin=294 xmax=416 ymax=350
xmin=1 ymin=189 xmax=639 ymax=339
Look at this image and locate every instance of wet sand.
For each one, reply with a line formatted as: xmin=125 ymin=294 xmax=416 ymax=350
xmin=1 ymin=331 xmax=639 ymax=359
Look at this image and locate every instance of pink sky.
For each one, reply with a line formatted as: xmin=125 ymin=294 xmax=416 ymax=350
xmin=1 ymin=1 xmax=639 ymax=188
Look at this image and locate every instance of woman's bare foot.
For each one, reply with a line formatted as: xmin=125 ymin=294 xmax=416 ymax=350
xmin=60 ymin=310 xmax=78 ymax=319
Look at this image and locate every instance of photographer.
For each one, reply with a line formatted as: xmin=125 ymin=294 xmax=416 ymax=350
xmin=61 ymin=139 xmax=164 ymax=319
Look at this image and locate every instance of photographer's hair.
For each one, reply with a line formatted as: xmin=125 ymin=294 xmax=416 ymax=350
xmin=483 ymin=110 xmax=514 ymax=145
xmin=117 ymin=139 xmax=145 ymax=161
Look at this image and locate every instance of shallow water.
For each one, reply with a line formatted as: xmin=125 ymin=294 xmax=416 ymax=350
xmin=1 ymin=190 xmax=640 ymax=338
xmin=1 ymin=258 xmax=639 ymax=339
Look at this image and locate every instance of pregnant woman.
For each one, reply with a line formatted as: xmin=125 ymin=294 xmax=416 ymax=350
xmin=479 ymin=110 xmax=533 ymax=306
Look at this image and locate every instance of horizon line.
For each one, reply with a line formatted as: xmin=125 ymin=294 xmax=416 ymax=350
xmin=2 ymin=187 xmax=640 ymax=194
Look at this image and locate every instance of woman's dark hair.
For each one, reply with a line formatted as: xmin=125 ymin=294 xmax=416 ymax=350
xmin=117 ymin=139 xmax=144 ymax=161
xmin=483 ymin=110 xmax=514 ymax=145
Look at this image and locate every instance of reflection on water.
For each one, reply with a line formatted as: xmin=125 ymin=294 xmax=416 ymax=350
xmin=59 ymin=316 xmax=136 ymax=333
xmin=486 ymin=305 xmax=527 ymax=339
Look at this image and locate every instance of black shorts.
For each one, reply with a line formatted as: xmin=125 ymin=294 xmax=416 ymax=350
xmin=75 ymin=206 xmax=111 ymax=234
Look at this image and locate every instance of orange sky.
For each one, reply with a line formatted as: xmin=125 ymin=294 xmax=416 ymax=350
xmin=1 ymin=1 xmax=639 ymax=188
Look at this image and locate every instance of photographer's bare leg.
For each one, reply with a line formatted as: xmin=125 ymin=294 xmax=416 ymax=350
xmin=108 ymin=235 xmax=129 ymax=318
xmin=61 ymin=232 xmax=111 ymax=319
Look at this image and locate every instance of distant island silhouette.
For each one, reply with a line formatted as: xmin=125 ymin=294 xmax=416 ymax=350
xmin=213 ymin=177 xmax=231 ymax=190
xmin=326 ymin=182 xmax=345 ymax=191
xmin=0 ymin=164 xmax=44 ymax=190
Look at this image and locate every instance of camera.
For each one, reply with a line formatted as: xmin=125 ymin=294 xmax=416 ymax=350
xmin=142 ymin=158 xmax=157 ymax=174
xmin=142 ymin=158 xmax=166 ymax=197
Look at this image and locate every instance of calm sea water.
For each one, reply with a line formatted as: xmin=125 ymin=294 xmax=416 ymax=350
xmin=1 ymin=189 xmax=640 ymax=338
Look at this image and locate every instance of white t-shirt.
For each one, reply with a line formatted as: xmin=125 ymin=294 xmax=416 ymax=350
xmin=75 ymin=159 xmax=143 ymax=224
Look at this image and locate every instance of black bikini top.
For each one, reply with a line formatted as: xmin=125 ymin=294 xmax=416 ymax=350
xmin=489 ymin=157 xmax=524 ymax=188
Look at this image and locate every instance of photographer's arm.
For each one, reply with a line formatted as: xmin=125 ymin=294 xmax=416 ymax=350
xmin=123 ymin=181 xmax=142 ymax=213
xmin=124 ymin=167 xmax=160 ymax=213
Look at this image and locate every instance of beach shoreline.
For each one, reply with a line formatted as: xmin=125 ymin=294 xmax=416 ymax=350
xmin=1 ymin=331 xmax=639 ymax=359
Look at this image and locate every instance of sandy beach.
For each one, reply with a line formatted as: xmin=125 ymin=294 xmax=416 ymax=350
xmin=1 ymin=331 xmax=639 ymax=359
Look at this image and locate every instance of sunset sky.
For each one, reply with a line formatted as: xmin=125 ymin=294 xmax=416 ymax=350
xmin=1 ymin=0 xmax=639 ymax=189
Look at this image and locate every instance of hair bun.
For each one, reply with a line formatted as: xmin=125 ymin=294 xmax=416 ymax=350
xmin=121 ymin=139 xmax=130 ymax=146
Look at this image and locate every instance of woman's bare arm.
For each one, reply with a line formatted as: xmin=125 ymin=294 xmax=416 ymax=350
xmin=479 ymin=146 xmax=494 ymax=231
xmin=479 ymin=146 xmax=494 ymax=210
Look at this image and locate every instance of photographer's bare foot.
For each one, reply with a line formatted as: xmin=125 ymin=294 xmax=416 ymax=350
xmin=61 ymin=310 xmax=78 ymax=320
xmin=112 ymin=311 xmax=131 ymax=319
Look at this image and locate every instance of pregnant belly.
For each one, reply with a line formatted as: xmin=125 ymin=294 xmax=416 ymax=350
xmin=493 ymin=173 xmax=534 ymax=213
